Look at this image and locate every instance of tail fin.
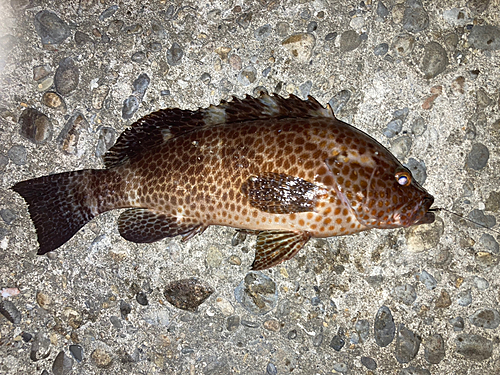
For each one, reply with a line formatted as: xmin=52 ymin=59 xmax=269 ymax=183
xmin=12 ymin=170 xmax=102 ymax=254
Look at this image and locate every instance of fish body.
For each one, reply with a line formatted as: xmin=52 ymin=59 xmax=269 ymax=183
xmin=12 ymin=94 xmax=434 ymax=269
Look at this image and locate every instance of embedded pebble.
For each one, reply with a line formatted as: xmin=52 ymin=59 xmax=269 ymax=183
xmin=361 ymin=356 xmax=377 ymax=370
xmin=455 ymin=334 xmax=493 ymax=361
xmin=376 ymin=1 xmax=389 ymax=20
xmin=350 ymin=17 xmax=364 ymax=30
xmin=110 ymin=316 xmax=122 ymax=329
xmin=374 ymin=306 xmax=395 ymax=347
xmin=325 ymin=32 xmax=337 ymax=41
xmin=37 ymin=77 xmax=53 ymax=92
xmin=215 ymin=297 xmax=234 ymax=316
xmin=0 ymin=154 xmax=7 ymax=171
xmin=443 ymin=8 xmax=469 ymax=27
xmin=34 ymin=10 xmax=71 ymax=46
xmin=473 ymin=276 xmax=489 ymax=290
xmin=392 ymin=284 xmax=417 ymax=305
xmin=355 ymin=319 xmax=370 ymax=342
xmin=69 ymin=345 xmax=83 ymax=362
xmin=266 ymin=362 xmax=277 ymax=375
xmin=74 ymin=31 xmax=93 ymax=45
xmin=466 ymin=143 xmax=489 ymax=171
xmin=411 ymin=116 xmax=426 ymax=136
xmin=469 ymin=308 xmax=500 ymax=329
xmin=383 ymin=119 xmax=403 ymax=138
xmin=328 ymin=90 xmax=351 ymax=113
xmin=163 ymin=277 xmax=214 ymax=312
xmin=402 ymin=0 xmax=429 ymax=33
xmin=226 ymin=315 xmax=240 ymax=331
xmin=228 ymin=255 xmax=242 ymax=265
xmin=54 ymin=58 xmax=79 ymax=96
xmin=406 ymin=216 xmax=444 ymax=252
xmin=467 ymin=209 xmax=496 ymax=229
xmin=449 ymin=316 xmax=464 ymax=331
xmin=263 ymin=319 xmax=280 ymax=332
xmin=119 ymin=300 xmax=131 ymax=319
xmin=276 ymin=22 xmax=289 ymax=37
xmin=0 ymin=209 xmax=16 ymax=225
xmin=451 ymin=76 xmax=466 ymax=95
xmin=236 ymin=12 xmax=252 ymax=29
xmin=167 ymin=42 xmax=183 ymax=65
xmin=420 ymin=42 xmax=448 ymax=79
xmin=237 ymin=66 xmax=257 ymax=86
xmin=299 ymin=80 xmax=312 ymax=98
xmin=435 ymin=289 xmax=452 ymax=309
xmin=99 ymin=5 xmax=118 ymax=21
xmin=476 ymin=88 xmax=492 ymax=108
xmin=339 ymin=30 xmax=361 ymax=52
xmin=136 ymin=291 xmax=148 ymax=306
xmin=374 ymin=43 xmax=389 ymax=56
xmin=390 ymin=136 xmax=412 ymax=159
xmin=457 ymin=289 xmax=472 ymax=306
xmin=329 ymin=335 xmax=345 ymax=351
xmin=306 ymin=21 xmax=317 ymax=33
xmin=52 ymin=350 xmax=73 ymax=375
xmin=95 ymin=127 xmax=116 ymax=158
xmin=418 ymin=270 xmax=437 ymax=290
xmin=241 ymin=319 xmax=259 ymax=328
xmin=8 ymin=145 xmax=27 ymax=165
xmin=313 ymin=333 xmax=323 ymax=347
xmin=42 ymin=91 xmax=65 ymax=112
xmin=255 ymin=24 xmax=271 ymax=41
xmin=33 ymin=65 xmax=51 ymax=81
xmin=405 ymin=158 xmax=427 ymax=185
xmin=91 ymin=348 xmax=113 ymax=368
xmin=424 ymin=334 xmax=445 ymax=364
xmin=281 ymin=33 xmax=316 ymax=62
xmin=206 ymin=246 xmax=223 ymax=267
xmin=395 ymin=324 xmax=421 ymax=364
xmin=400 ymin=367 xmax=431 ymax=375
xmin=132 ymin=73 xmax=150 ymax=99
xmin=122 ymin=96 xmax=139 ymax=119
xmin=131 ymin=51 xmax=146 ymax=63
xmin=0 ymin=300 xmax=21 ymax=324
xmin=332 ymin=362 xmax=347 ymax=373
xmin=229 ymin=54 xmax=242 ymax=70
xmin=392 ymin=33 xmax=415 ymax=56
xmin=234 ymin=272 xmax=278 ymax=315
xmin=231 ymin=231 xmax=246 ymax=246
xmin=36 ymin=292 xmax=52 ymax=310
xmin=30 ymin=333 xmax=51 ymax=361
xmin=18 ymin=108 xmax=52 ymax=144
xmin=287 ymin=329 xmax=297 ymax=339
xmin=468 ymin=25 xmax=500 ymax=50
xmin=92 ymin=85 xmax=110 ymax=110
xmin=57 ymin=112 xmax=88 ymax=155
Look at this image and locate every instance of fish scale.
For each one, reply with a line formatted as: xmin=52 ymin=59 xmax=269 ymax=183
xmin=12 ymin=94 xmax=435 ymax=270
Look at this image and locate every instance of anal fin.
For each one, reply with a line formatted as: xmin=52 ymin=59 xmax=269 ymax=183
xmin=251 ymin=230 xmax=310 ymax=270
xmin=118 ymin=209 xmax=204 ymax=243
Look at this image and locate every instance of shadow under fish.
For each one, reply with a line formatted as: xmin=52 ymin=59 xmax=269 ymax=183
xmin=11 ymin=94 xmax=435 ymax=270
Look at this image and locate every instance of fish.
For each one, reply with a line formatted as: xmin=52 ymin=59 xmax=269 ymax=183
xmin=11 ymin=94 xmax=435 ymax=270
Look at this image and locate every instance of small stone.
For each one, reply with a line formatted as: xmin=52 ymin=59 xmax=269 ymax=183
xmin=68 ymin=345 xmax=83 ymax=362
xmin=123 ymin=24 xmax=143 ymax=35
xmin=54 ymin=58 xmax=79 ymax=96
xmin=473 ymin=276 xmax=490 ymax=290
xmin=122 ymin=96 xmax=139 ymax=119
xmin=392 ymin=284 xmax=417 ymax=305
xmin=287 ymin=329 xmax=297 ymax=340
xmin=200 ymin=72 xmax=211 ymax=84
xmin=266 ymin=362 xmax=277 ymax=375
xmin=52 ymin=351 xmax=73 ymax=375
xmin=255 ymin=24 xmax=271 ymax=41
xmin=443 ymin=8 xmax=469 ymax=27
xmin=478 ymin=234 xmax=499 ymax=254
xmin=328 ymin=90 xmax=351 ymax=114
xmin=435 ymin=289 xmax=451 ymax=309
xmin=229 ymin=54 xmax=242 ymax=70
xmin=313 ymin=333 xmax=323 ymax=347
xmin=263 ymin=319 xmax=280 ymax=332
xmin=62 ymin=307 xmax=82 ymax=329
xmin=361 ymin=356 xmax=377 ymax=370
xmin=110 ymin=315 xmax=122 ymax=329
xmin=95 ymin=127 xmax=116 ymax=158
xmin=132 ymin=73 xmax=150 ymax=99
xmin=392 ymin=33 xmax=415 ymax=56
xmin=455 ymin=334 xmax=493 ymax=361
xmin=402 ymin=0 xmax=429 ymax=33
xmin=34 ymin=10 xmax=71 ymax=46
xmin=276 ymin=22 xmax=289 ymax=37
xmin=33 ymin=65 xmax=51 ymax=81
xmin=399 ymin=367 xmax=431 ymax=375
xmin=424 ymin=334 xmax=445 ymax=364
xmin=355 ymin=319 xmax=370 ymax=342
xmin=91 ymin=348 xmax=112 ymax=368
xmin=466 ymin=143 xmax=489 ymax=171
xmin=374 ymin=42 xmax=389 ymax=56
xmin=226 ymin=315 xmax=240 ymax=331
xmin=281 ymin=33 xmax=316 ymax=62
xmin=0 ymin=154 xmax=7 ymax=171
xmin=241 ymin=319 xmax=259 ymax=328
xmin=329 ymin=335 xmax=344 ymax=351
xmin=131 ymin=51 xmax=146 ymax=63
xmin=99 ymin=5 xmax=118 ymax=21
xmin=350 ymin=16 xmax=364 ymax=30
xmin=469 ymin=308 xmax=500 ymax=329
xmin=215 ymin=297 xmax=234 ymax=316
xmin=306 ymin=21 xmax=318 ymax=33
xmin=407 ymin=217 xmax=444 ymax=252
xmin=236 ymin=12 xmax=252 ymax=29
xmin=22 ymin=333 xmax=32 ymax=342
xmin=395 ymin=324 xmax=421 ymax=364
xmin=37 ymin=77 xmax=54 ymax=92
xmin=333 ymin=363 xmax=348 ymax=373
xmin=119 ymin=300 xmax=132 ymax=319
xmin=0 ymin=209 xmax=16 ymax=225
xmin=468 ymin=209 xmax=496 ymax=229
xmin=74 ymin=31 xmax=93 ymax=45
xmin=374 ymin=306 xmax=395 ymax=347
xmin=42 ymin=91 xmax=66 ymax=112
xmin=405 ymin=158 xmax=427 ymax=185
xmin=228 ymin=255 xmax=242 ymax=266
xmin=420 ymin=42 xmax=448 ymax=79
xmin=56 ymin=112 xmax=88 ymax=155
xmin=449 ymin=316 xmax=464 ymax=331
xmin=18 ymin=108 xmax=52 ymax=144
xmin=457 ymin=288 xmax=472 ymax=306
xmin=237 ymin=66 xmax=257 ymax=86
xmin=325 ymin=32 xmax=337 ymax=41
xmin=0 ymin=300 xmax=21 ymax=324
xmin=418 ymin=270 xmax=437 ymax=290
xmin=390 ymin=136 xmax=412 ymax=159
xmin=167 ymin=42 xmax=183 ymax=66
xmin=164 ymin=277 xmax=214 ymax=312
xmin=36 ymin=292 xmax=52 ymax=309
xmin=299 ymin=80 xmax=312 ymax=98
xmin=411 ymin=116 xmax=427 ymax=136
xmin=468 ymin=25 xmax=500 ymax=51
xmin=136 ymin=291 xmax=148 ymax=306
xmin=234 ymin=272 xmax=278 ymax=315
xmin=339 ymin=30 xmax=361 ymax=52
xmin=8 ymin=145 xmax=27 ymax=165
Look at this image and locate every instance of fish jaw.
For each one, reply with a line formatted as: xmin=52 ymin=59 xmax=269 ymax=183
xmin=404 ymin=195 xmax=435 ymax=226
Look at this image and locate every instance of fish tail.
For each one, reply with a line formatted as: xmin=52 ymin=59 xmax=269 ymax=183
xmin=11 ymin=169 xmax=117 ymax=254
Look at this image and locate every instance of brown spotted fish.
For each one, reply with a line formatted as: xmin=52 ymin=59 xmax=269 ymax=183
xmin=12 ymin=94 xmax=435 ymax=270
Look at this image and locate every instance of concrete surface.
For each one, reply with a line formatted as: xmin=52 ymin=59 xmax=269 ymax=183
xmin=1 ymin=0 xmax=500 ymax=374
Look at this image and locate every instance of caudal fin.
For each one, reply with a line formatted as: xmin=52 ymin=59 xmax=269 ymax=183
xmin=12 ymin=170 xmax=101 ymax=254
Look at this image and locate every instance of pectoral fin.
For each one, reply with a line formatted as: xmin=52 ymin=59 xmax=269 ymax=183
xmin=251 ymin=230 xmax=311 ymax=270
xmin=118 ymin=208 xmax=204 ymax=243
xmin=241 ymin=173 xmax=327 ymax=214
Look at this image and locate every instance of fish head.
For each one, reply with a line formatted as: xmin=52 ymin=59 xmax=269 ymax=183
xmin=325 ymin=142 xmax=435 ymax=230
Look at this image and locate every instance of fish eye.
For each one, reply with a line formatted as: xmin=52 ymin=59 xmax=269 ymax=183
xmin=395 ymin=170 xmax=412 ymax=186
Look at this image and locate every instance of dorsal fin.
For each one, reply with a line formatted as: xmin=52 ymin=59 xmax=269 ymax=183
xmin=103 ymin=94 xmax=334 ymax=168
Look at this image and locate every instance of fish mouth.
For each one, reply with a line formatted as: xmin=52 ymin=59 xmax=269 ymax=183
xmin=413 ymin=195 xmax=435 ymax=225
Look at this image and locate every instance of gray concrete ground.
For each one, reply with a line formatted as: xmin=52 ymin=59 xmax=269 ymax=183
xmin=1 ymin=0 xmax=500 ymax=374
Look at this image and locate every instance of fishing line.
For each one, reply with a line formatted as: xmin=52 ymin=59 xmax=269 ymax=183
xmin=428 ymin=207 xmax=500 ymax=236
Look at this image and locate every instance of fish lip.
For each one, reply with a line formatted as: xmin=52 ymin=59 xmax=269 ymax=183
xmin=413 ymin=195 xmax=435 ymax=225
